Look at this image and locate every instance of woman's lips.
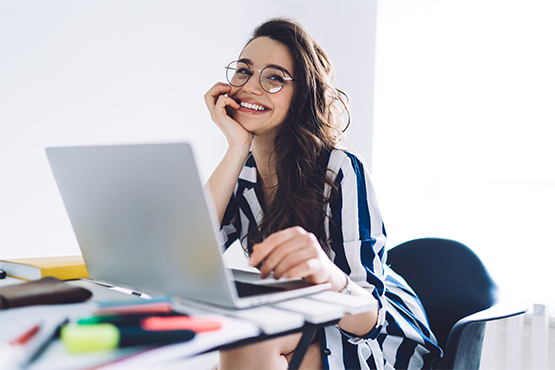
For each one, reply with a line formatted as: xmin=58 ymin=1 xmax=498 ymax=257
xmin=236 ymin=99 xmax=271 ymax=114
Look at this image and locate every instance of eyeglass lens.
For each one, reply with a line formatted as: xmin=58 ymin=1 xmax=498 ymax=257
xmin=226 ymin=61 xmax=287 ymax=94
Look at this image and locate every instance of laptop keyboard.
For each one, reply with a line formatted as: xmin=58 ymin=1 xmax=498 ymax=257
xmin=234 ymin=281 xmax=284 ymax=298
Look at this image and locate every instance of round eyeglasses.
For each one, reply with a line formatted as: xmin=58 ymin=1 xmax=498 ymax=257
xmin=225 ymin=60 xmax=296 ymax=94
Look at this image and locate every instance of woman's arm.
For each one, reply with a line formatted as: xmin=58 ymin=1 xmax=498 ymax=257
xmin=248 ymin=226 xmax=378 ymax=337
xmin=247 ymin=152 xmax=385 ymax=337
xmin=335 ymin=273 xmax=379 ymax=337
xmin=206 ymin=146 xmax=250 ymax=225
xmin=204 ymin=83 xmax=253 ymax=224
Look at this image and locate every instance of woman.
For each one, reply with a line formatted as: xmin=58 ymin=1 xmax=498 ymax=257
xmin=204 ymin=18 xmax=442 ymax=370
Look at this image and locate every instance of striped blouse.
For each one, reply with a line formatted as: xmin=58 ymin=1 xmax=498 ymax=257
xmin=220 ymin=149 xmax=442 ymax=370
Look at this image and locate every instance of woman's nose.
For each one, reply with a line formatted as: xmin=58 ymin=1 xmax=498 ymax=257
xmin=242 ymin=72 xmax=263 ymax=95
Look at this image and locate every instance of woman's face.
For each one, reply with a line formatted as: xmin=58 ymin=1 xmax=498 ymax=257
xmin=228 ymin=37 xmax=296 ymax=138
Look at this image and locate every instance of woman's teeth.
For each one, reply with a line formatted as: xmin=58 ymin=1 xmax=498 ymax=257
xmin=240 ymin=101 xmax=268 ymax=111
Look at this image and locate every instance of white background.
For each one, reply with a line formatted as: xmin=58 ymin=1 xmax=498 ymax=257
xmin=2 ymin=0 xmax=554 ymax=303
xmin=0 ymin=0 xmax=376 ymax=257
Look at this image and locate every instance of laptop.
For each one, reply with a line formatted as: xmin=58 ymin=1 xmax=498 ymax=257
xmin=46 ymin=143 xmax=330 ymax=309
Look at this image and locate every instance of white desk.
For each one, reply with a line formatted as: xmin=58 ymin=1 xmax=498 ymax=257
xmin=0 ymin=277 xmax=376 ymax=370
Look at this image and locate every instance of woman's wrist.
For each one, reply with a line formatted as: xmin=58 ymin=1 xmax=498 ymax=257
xmin=329 ymin=266 xmax=350 ymax=292
xmin=226 ymin=137 xmax=252 ymax=156
xmin=339 ymin=273 xmax=352 ymax=295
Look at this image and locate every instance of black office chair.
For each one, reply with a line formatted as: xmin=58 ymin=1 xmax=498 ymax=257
xmin=387 ymin=238 xmax=527 ymax=370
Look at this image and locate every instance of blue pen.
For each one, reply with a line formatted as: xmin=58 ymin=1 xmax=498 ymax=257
xmin=20 ymin=318 xmax=69 ymax=369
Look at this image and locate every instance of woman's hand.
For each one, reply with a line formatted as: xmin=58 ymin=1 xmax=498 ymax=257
xmin=204 ymin=82 xmax=253 ymax=149
xmin=249 ymin=226 xmax=379 ymax=335
xmin=248 ymin=226 xmax=347 ymax=291
xmin=204 ymin=83 xmax=253 ymax=226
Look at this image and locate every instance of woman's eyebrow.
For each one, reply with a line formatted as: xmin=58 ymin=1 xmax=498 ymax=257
xmin=237 ymin=58 xmax=253 ymax=65
xmin=238 ymin=58 xmax=293 ymax=77
xmin=266 ymin=64 xmax=293 ymax=78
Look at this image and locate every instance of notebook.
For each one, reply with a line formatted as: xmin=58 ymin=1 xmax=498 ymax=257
xmin=0 ymin=255 xmax=89 ymax=281
xmin=45 ymin=143 xmax=329 ymax=309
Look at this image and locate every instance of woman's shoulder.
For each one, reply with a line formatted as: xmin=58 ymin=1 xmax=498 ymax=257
xmin=328 ymin=148 xmax=368 ymax=173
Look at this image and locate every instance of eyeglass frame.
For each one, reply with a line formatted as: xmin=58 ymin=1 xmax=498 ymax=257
xmin=224 ymin=60 xmax=297 ymax=94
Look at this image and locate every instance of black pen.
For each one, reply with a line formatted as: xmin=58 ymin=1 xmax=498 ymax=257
xmin=21 ymin=317 xmax=69 ymax=369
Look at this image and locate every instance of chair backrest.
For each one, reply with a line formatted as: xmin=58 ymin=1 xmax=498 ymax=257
xmin=386 ymin=238 xmax=497 ymax=353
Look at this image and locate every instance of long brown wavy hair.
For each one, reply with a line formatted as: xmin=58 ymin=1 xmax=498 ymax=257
xmin=246 ymin=18 xmax=350 ymax=251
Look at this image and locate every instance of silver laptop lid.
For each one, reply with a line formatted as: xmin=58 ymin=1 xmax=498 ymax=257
xmin=46 ymin=143 xmax=238 ymax=306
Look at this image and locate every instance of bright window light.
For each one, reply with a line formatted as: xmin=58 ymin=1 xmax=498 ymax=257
xmin=373 ymin=0 xmax=555 ymax=303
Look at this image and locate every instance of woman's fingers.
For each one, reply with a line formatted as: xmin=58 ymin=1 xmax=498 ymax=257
xmin=250 ymin=227 xmax=328 ymax=281
xmin=204 ymin=83 xmax=251 ymax=147
xmin=204 ymin=82 xmax=240 ymax=117
xmin=272 ymin=248 xmax=321 ymax=280
xmin=257 ymin=235 xmax=312 ymax=279
xmin=204 ymin=83 xmax=240 ymax=121
xmin=278 ymin=257 xmax=324 ymax=281
xmin=214 ymin=94 xmax=241 ymax=119
xmin=204 ymin=82 xmax=231 ymax=112
xmin=249 ymin=227 xmax=303 ymax=269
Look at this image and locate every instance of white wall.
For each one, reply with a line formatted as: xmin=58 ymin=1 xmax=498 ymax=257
xmin=0 ymin=0 xmax=377 ymax=259
xmin=373 ymin=0 xmax=555 ymax=303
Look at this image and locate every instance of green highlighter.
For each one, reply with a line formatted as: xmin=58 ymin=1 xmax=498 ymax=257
xmin=61 ymin=323 xmax=195 ymax=353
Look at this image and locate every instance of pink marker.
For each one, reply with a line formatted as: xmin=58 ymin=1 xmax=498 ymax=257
xmin=141 ymin=316 xmax=223 ymax=333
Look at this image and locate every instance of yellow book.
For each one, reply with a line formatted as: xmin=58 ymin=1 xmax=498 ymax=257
xmin=0 ymin=255 xmax=89 ymax=281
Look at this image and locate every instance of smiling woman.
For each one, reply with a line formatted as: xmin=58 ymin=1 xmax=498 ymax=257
xmin=203 ymin=18 xmax=442 ymax=370
xmin=225 ymin=36 xmax=297 ymax=139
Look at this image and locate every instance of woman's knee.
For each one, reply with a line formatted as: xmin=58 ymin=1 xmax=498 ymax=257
xmin=218 ymin=333 xmax=304 ymax=369
xmin=284 ymin=341 xmax=323 ymax=370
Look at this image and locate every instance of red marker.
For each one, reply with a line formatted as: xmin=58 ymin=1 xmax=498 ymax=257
xmin=141 ymin=316 xmax=223 ymax=333
xmin=0 ymin=324 xmax=41 ymax=368
xmin=9 ymin=324 xmax=41 ymax=345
